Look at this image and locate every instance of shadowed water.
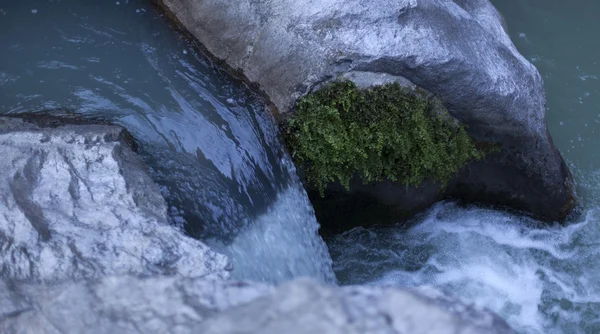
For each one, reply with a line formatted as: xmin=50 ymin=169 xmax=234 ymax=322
xmin=0 ymin=0 xmax=334 ymax=283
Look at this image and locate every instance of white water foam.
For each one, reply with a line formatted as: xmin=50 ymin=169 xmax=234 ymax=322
xmin=328 ymin=202 xmax=600 ymax=333
xmin=208 ymin=184 xmax=336 ymax=284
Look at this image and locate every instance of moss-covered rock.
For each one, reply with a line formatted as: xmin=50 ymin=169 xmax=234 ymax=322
xmin=160 ymin=0 xmax=576 ymax=223
xmin=283 ymin=81 xmax=485 ymax=194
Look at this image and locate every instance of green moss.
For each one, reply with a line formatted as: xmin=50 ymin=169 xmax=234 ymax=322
xmin=282 ymin=81 xmax=488 ymax=194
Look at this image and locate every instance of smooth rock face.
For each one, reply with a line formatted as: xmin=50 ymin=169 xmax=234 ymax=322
xmin=157 ymin=0 xmax=575 ymax=223
xmin=0 ymin=116 xmax=229 ymax=282
xmin=0 ymin=276 xmax=515 ymax=334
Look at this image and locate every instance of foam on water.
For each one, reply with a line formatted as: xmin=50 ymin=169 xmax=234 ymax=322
xmin=209 ymin=182 xmax=336 ymax=283
xmin=328 ymin=203 xmax=600 ymax=333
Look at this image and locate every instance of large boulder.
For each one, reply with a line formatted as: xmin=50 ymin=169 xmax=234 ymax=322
xmin=0 ymin=116 xmax=230 ymax=281
xmin=156 ymin=0 xmax=576 ymax=226
xmin=0 ymin=276 xmax=515 ymax=334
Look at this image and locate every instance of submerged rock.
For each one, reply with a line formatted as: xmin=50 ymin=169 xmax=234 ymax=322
xmin=0 ymin=275 xmax=515 ymax=334
xmin=156 ymin=0 xmax=576 ymax=226
xmin=0 ymin=116 xmax=229 ymax=281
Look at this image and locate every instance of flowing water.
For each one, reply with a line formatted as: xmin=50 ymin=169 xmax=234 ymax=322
xmin=0 ymin=0 xmax=335 ymax=283
xmin=328 ymin=1 xmax=600 ymax=333
xmin=3 ymin=0 xmax=600 ymax=332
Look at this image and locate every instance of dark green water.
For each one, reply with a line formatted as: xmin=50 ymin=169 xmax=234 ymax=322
xmin=328 ymin=2 xmax=600 ymax=333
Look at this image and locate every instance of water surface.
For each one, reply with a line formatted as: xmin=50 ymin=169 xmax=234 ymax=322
xmin=0 ymin=0 xmax=335 ymax=283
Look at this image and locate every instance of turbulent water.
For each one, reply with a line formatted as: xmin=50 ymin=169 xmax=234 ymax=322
xmin=3 ymin=0 xmax=600 ymax=332
xmin=0 ymin=0 xmax=334 ymax=283
xmin=328 ymin=1 xmax=600 ymax=333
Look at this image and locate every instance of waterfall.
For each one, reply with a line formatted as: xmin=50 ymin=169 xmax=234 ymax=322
xmin=0 ymin=0 xmax=335 ymax=283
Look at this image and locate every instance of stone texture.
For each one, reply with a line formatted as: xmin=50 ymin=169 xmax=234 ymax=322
xmin=0 ymin=116 xmax=230 ymax=282
xmin=0 ymin=276 xmax=515 ymax=334
xmin=156 ymin=0 xmax=576 ymax=224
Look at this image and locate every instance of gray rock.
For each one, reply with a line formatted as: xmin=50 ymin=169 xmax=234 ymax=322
xmin=156 ymin=0 xmax=576 ymax=223
xmin=0 ymin=276 xmax=515 ymax=334
xmin=0 ymin=116 xmax=230 ymax=282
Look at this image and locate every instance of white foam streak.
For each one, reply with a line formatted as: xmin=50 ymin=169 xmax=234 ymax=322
xmin=329 ymin=202 xmax=600 ymax=333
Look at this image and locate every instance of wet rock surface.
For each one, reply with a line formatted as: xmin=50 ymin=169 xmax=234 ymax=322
xmin=0 ymin=118 xmax=515 ymax=333
xmin=0 ymin=276 xmax=515 ymax=334
xmin=0 ymin=116 xmax=230 ymax=281
xmin=156 ymin=0 xmax=576 ymax=225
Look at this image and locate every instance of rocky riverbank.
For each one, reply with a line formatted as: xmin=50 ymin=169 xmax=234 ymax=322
xmin=1 ymin=274 xmax=515 ymax=334
xmin=0 ymin=115 xmax=514 ymax=333
xmin=0 ymin=115 xmax=230 ymax=281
